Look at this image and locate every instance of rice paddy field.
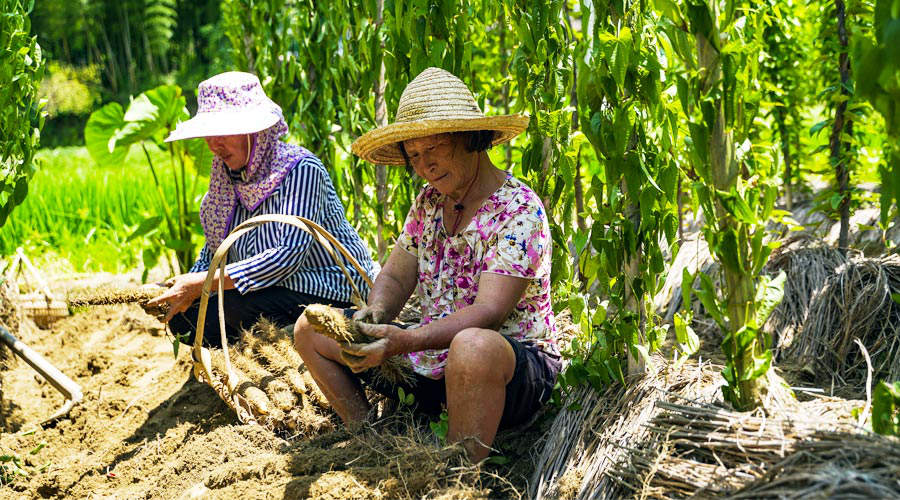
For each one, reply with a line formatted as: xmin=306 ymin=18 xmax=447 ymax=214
xmin=0 ymin=146 xmax=202 ymax=274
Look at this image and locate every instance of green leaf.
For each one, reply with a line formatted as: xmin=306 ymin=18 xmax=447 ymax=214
xmin=12 ymin=176 xmax=28 ymax=206
xmin=695 ymin=272 xmax=726 ymax=329
xmin=872 ymin=381 xmax=900 ymax=435
xmin=604 ymin=357 xmax=625 ymax=385
xmin=755 ymin=271 xmax=786 ymax=327
xmin=631 ymin=343 xmax=653 ymax=370
xmin=748 ymin=349 xmax=773 ymax=380
xmin=810 ymin=120 xmax=829 ymax=136
xmin=719 ymin=191 xmax=757 ymax=225
xmin=681 ymin=268 xmax=693 ymax=310
xmin=164 ymin=238 xmax=192 ymax=252
xmin=674 ymin=312 xmax=700 ymax=356
xmin=84 ymin=102 xmax=128 ymax=167
xmin=716 ymin=229 xmax=745 ymax=273
xmin=127 ymin=216 xmax=164 ymax=242
xmin=653 ymin=0 xmax=684 ymax=23
xmin=568 ymin=294 xmax=587 ymax=323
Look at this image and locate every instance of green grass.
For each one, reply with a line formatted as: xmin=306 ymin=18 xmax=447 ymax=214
xmin=0 ymin=146 xmax=205 ymax=273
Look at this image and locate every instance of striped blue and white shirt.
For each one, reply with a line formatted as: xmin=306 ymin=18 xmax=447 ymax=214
xmin=190 ymin=155 xmax=374 ymax=303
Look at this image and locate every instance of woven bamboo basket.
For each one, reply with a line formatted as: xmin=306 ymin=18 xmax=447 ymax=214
xmin=191 ymin=214 xmax=374 ymax=430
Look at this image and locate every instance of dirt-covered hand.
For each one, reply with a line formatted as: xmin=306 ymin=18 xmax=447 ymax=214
xmin=138 ymin=284 xmax=170 ymax=321
xmin=340 ymin=323 xmax=404 ymax=372
xmin=352 ymin=306 xmax=386 ymax=324
xmin=146 ymin=272 xmax=205 ymax=322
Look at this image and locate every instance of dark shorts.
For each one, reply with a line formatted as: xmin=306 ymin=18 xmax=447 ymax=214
xmin=344 ymin=309 xmax=561 ymax=430
xmin=168 ymin=286 xmax=353 ymax=348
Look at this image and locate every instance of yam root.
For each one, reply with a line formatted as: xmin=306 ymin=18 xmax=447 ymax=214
xmin=302 ymin=304 xmax=415 ymax=386
xmin=68 ymin=285 xmax=169 ymax=318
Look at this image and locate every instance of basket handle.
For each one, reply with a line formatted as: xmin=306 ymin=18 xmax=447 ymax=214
xmin=191 ymin=215 xmax=374 ymax=392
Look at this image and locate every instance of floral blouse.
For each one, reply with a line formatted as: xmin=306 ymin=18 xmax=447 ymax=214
xmin=396 ymin=173 xmax=558 ymax=380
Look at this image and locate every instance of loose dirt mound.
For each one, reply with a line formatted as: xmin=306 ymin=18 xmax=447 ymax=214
xmin=0 ymin=282 xmax=541 ymax=498
xmin=0 ymin=279 xmax=18 ymax=431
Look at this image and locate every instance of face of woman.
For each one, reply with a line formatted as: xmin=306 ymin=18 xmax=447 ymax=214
xmin=403 ymin=133 xmax=474 ymax=197
xmin=205 ymin=134 xmax=250 ymax=170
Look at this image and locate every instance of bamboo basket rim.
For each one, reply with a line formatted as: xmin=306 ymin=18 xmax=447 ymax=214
xmin=190 ymin=214 xmax=374 ymax=425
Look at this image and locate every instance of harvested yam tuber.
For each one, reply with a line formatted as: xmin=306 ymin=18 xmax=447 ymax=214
xmin=303 ymin=304 xmax=414 ymax=386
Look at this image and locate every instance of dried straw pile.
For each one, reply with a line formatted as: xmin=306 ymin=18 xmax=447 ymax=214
xmin=785 ymin=254 xmax=900 ymax=387
xmin=763 ymin=236 xmax=849 ymax=352
xmin=733 ymin=431 xmax=900 ymax=498
xmin=613 ymin=398 xmax=899 ymax=498
xmin=207 ymin=318 xmax=335 ymax=437
xmin=529 ymin=357 xmax=723 ymax=499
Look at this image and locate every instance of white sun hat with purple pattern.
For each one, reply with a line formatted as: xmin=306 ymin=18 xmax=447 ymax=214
xmin=164 ymin=72 xmax=284 ymax=143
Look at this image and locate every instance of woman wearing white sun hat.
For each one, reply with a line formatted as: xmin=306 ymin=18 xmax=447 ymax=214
xmin=293 ymin=67 xmax=561 ymax=462
xmin=148 ymin=71 xmax=374 ymax=348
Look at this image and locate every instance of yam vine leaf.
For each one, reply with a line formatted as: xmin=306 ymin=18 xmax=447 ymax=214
xmin=872 ymin=381 xmax=900 ymax=436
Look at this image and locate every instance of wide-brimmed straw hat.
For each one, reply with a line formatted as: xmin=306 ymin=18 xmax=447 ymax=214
xmin=164 ymin=72 xmax=284 ymax=142
xmin=351 ymin=67 xmax=529 ymax=165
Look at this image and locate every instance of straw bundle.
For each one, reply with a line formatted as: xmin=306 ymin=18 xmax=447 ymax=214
xmin=762 ymin=236 xmax=849 ymax=353
xmin=613 ymin=398 xmax=887 ymax=498
xmin=529 ymin=357 xmax=723 ymax=499
xmin=785 ymin=254 xmax=900 ymax=387
xmin=732 ymin=431 xmax=900 ymax=498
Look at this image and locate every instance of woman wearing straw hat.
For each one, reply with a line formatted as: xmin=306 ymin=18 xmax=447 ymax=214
xmin=148 ymin=71 xmax=374 ymax=347
xmin=293 ymin=67 xmax=560 ymax=462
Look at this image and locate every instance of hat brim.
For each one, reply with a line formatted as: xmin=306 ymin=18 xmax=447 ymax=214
xmin=351 ymin=115 xmax=530 ymax=165
xmin=164 ymin=110 xmax=281 ymax=142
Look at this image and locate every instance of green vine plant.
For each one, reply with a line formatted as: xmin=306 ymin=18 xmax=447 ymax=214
xmin=429 ymin=410 xmax=449 ymax=445
xmin=84 ymin=85 xmax=211 ymax=279
xmin=0 ymin=0 xmax=44 ymax=228
xmin=222 ymin=0 xmax=484 ymax=261
xmin=854 ymin=0 xmax=900 ymax=228
xmin=508 ymin=0 xmax=577 ymax=287
xmin=810 ymin=0 xmax=874 ymax=253
xmin=572 ymin=0 xmax=682 ymax=382
xmin=655 ymin=0 xmax=794 ymax=411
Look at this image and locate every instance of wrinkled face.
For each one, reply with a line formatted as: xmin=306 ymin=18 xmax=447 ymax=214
xmin=402 ymin=133 xmax=471 ymax=196
xmin=205 ymin=134 xmax=250 ymax=170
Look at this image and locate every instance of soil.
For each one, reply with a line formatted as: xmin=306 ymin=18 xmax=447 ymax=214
xmin=0 ymin=274 xmax=541 ymax=499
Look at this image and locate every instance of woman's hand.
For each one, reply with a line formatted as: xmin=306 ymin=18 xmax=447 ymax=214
xmin=352 ymin=306 xmax=387 ymax=324
xmin=146 ymin=272 xmax=207 ymax=322
xmin=340 ymin=323 xmax=407 ymax=373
